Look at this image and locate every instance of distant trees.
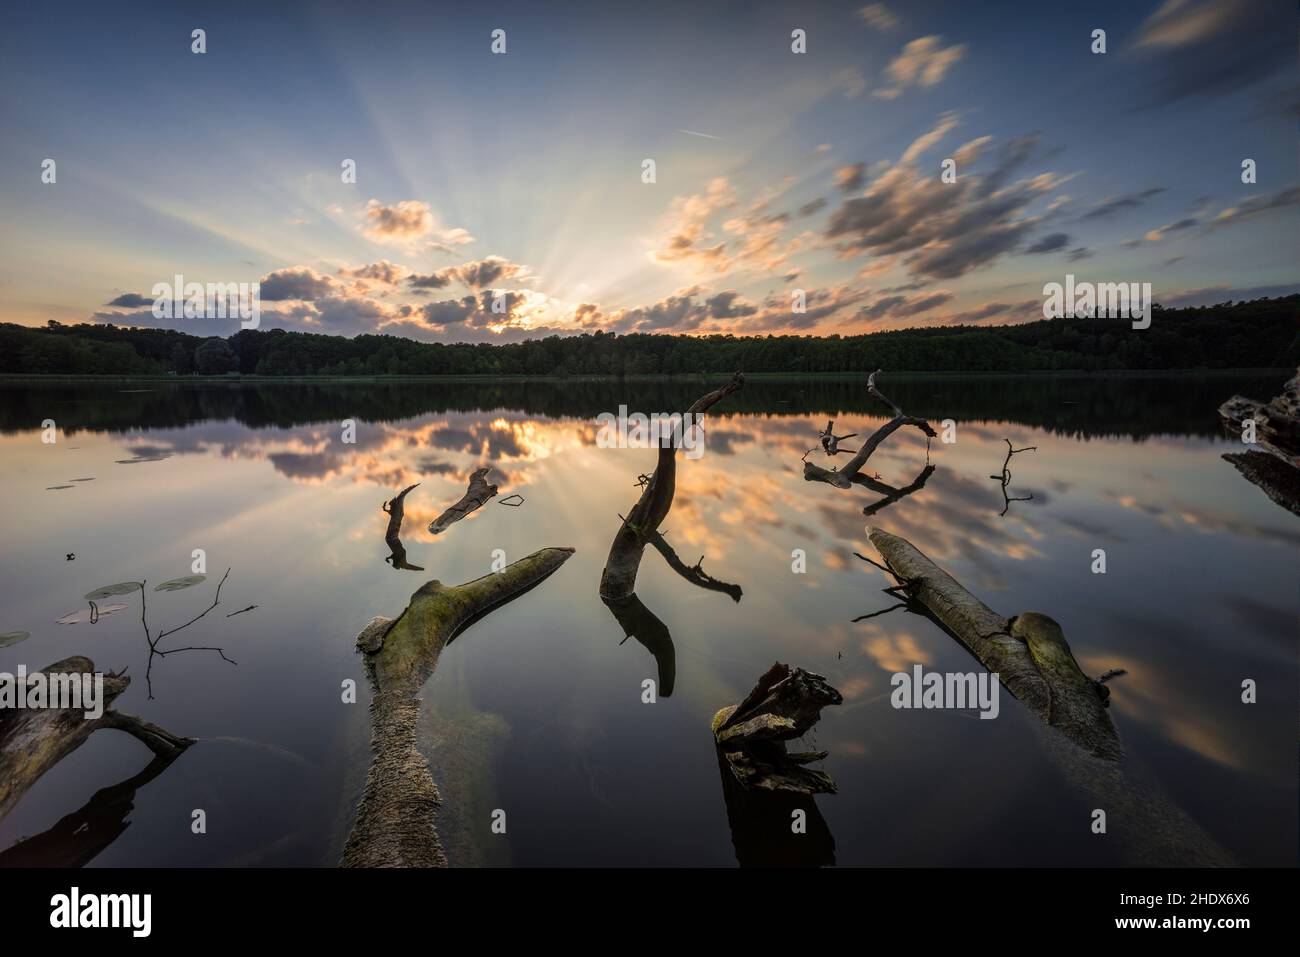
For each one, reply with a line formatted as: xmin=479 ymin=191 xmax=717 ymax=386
xmin=194 ymin=337 xmax=236 ymax=375
xmin=0 ymin=295 xmax=1295 ymax=377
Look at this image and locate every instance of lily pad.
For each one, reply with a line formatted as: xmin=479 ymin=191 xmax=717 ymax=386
xmin=84 ymin=581 xmax=143 ymax=600
xmin=56 ymin=603 xmax=128 ymax=626
xmin=0 ymin=631 xmax=31 ymax=648
xmin=154 ymin=575 xmax=206 ymax=592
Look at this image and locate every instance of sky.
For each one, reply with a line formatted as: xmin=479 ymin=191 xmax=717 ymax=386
xmin=1 ymin=0 xmax=1296 ymax=343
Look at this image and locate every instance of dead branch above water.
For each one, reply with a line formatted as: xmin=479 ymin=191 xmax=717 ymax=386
xmin=382 ymin=483 xmax=424 ymax=570
xmin=804 ymin=370 xmax=935 ymax=488
xmin=427 ymin=467 xmax=498 ymax=536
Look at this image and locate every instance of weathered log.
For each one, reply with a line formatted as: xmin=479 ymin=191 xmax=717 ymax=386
xmin=342 ymin=546 xmax=575 ymax=868
xmin=711 ymin=663 xmax=843 ymax=794
xmin=866 ymin=527 xmax=1121 ymax=760
xmin=599 ymin=372 xmax=744 ymax=599
xmin=1218 ymin=369 xmax=1300 ymax=515
xmin=805 ymin=370 xmax=935 ymax=488
xmin=427 ymin=467 xmax=497 ymax=535
xmin=382 ymin=483 xmax=423 ymax=570
xmin=0 ymin=657 xmax=194 ymax=823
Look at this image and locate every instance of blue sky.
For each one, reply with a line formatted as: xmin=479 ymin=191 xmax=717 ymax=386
xmin=1 ymin=0 xmax=1295 ymax=341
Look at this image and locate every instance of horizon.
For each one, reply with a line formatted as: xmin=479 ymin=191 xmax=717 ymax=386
xmin=3 ymin=0 xmax=1297 ymax=345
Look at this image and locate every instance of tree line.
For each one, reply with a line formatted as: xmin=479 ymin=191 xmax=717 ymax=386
xmin=1 ymin=295 xmax=1295 ymax=377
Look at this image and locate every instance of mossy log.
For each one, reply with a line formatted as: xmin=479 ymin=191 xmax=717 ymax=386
xmin=600 ymin=372 xmax=744 ymax=600
xmin=342 ymin=546 xmax=575 ymax=868
xmin=0 ymin=657 xmax=194 ymax=823
xmin=867 ymin=527 xmax=1121 ymax=760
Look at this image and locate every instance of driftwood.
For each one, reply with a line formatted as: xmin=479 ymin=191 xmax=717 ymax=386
xmin=0 ymin=657 xmax=194 ymax=823
xmin=342 ymin=546 xmax=575 ymax=868
xmin=382 ymin=483 xmax=423 ymax=570
xmin=599 ymin=372 xmax=745 ymax=599
xmin=714 ymin=749 xmax=835 ymax=867
xmin=1219 ymin=369 xmax=1300 ymax=515
xmin=865 ymin=527 xmax=1120 ymax=760
xmin=818 ymin=420 xmax=857 ymax=455
xmin=644 ymin=528 xmax=742 ymax=602
xmin=427 ymin=467 xmax=497 ymax=535
xmin=805 ymin=370 xmax=935 ymax=488
xmin=711 ymin=662 xmax=843 ymax=794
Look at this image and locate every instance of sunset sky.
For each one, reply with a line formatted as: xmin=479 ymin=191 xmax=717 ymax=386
xmin=2 ymin=0 xmax=1295 ymax=342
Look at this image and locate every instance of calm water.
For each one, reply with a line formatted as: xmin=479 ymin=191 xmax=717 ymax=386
xmin=0 ymin=374 xmax=1295 ymax=867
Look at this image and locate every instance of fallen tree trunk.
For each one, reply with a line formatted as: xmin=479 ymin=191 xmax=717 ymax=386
xmin=805 ymin=371 xmax=935 ymax=488
xmin=427 ymin=467 xmax=497 ymax=536
xmin=342 ymin=546 xmax=575 ymax=868
xmin=866 ymin=528 xmax=1121 ymax=760
xmin=0 ymin=657 xmax=194 ymax=822
xmin=599 ymin=372 xmax=744 ymax=599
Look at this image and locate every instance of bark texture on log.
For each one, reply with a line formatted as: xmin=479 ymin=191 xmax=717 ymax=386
xmin=0 ymin=657 xmax=194 ymax=823
xmin=599 ymin=372 xmax=744 ymax=599
xmin=342 ymin=546 xmax=575 ymax=868
xmin=866 ymin=527 xmax=1121 ymax=760
xmin=711 ymin=663 xmax=843 ymax=794
xmin=427 ymin=467 xmax=497 ymax=535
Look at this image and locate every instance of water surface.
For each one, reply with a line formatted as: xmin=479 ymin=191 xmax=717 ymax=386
xmin=0 ymin=374 xmax=1294 ymax=867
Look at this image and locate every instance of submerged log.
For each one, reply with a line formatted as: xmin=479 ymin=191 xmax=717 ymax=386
xmin=599 ymin=372 xmax=744 ymax=599
xmin=1219 ymin=369 xmax=1300 ymax=515
xmin=427 ymin=467 xmax=497 ymax=536
xmin=711 ymin=663 xmax=843 ymax=794
xmin=0 ymin=657 xmax=194 ymax=823
xmin=342 ymin=546 xmax=575 ymax=868
xmin=866 ymin=527 xmax=1121 ymax=760
xmin=805 ymin=370 xmax=935 ymax=488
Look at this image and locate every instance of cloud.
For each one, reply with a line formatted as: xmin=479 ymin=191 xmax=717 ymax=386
xmin=835 ymin=163 xmax=866 ymax=192
xmin=106 ymin=292 xmax=152 ymax=308
xmin=1207 ymin=187 xmax=1300 ymax=229
xmin=339 ymin=261 xmax=409 ymax=288
xmin=651 ymin=177 xmax=737 ymax=272
xmin=835 ymin=68 xmax=867 ymax=98
xmin=859 ymin=290 xmax=953 ymax=321
xmin=856 ymin=3 xmax=899 ymax=31
xmin=259 ymin=267 xmax=343 ymax=301
xmin=1067 ymin=247 xmax=1093 ymax=262
xmin=1129 ymin=0 xmax=1292 ymax=107
xmin=874 ymin=35 xmax=966 ymax=99
xmin=797 ymin=197 xmax=828 ymax=217
xmin=408 ymin=256 xmax=530 ymax=291
xmin=1143 ymin=218 xmax=1199 ymax=242
xmin=1024 ymin=232 xmax=1071 ymax=254
xmin=1079 ymin=187 xmax=1165 ymax=221
xmin=825 ymin=119 xmax=1064 ymax=280
xmin=361 ymin=198 xmax=475 ymax=251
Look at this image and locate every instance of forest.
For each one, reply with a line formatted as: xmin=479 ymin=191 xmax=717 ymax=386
xmin=0 ymin=295 xmax=1295 ymax=377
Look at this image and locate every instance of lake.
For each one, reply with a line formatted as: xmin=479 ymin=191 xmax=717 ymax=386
xmin=0 ymin=373 xmax=1295 ymax=867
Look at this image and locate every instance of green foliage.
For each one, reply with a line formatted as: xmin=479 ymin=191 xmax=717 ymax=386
xmin=1 ymin=296 xmax=1295 ymax=376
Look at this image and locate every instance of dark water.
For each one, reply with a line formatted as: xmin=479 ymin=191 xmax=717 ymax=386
xmin=0 ymin=373 xmax=1295 ymax=867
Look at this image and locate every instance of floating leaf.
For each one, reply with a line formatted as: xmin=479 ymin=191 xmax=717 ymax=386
xmin=84 ymin=581 xmax=142 ymax=600
xmin=0 ymin=631 xmax=30 ymax=648
xmin=56 ymin=603 xmax=128 ymax=626
xmin=154 ymin=575 xmax=206 ymax=592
